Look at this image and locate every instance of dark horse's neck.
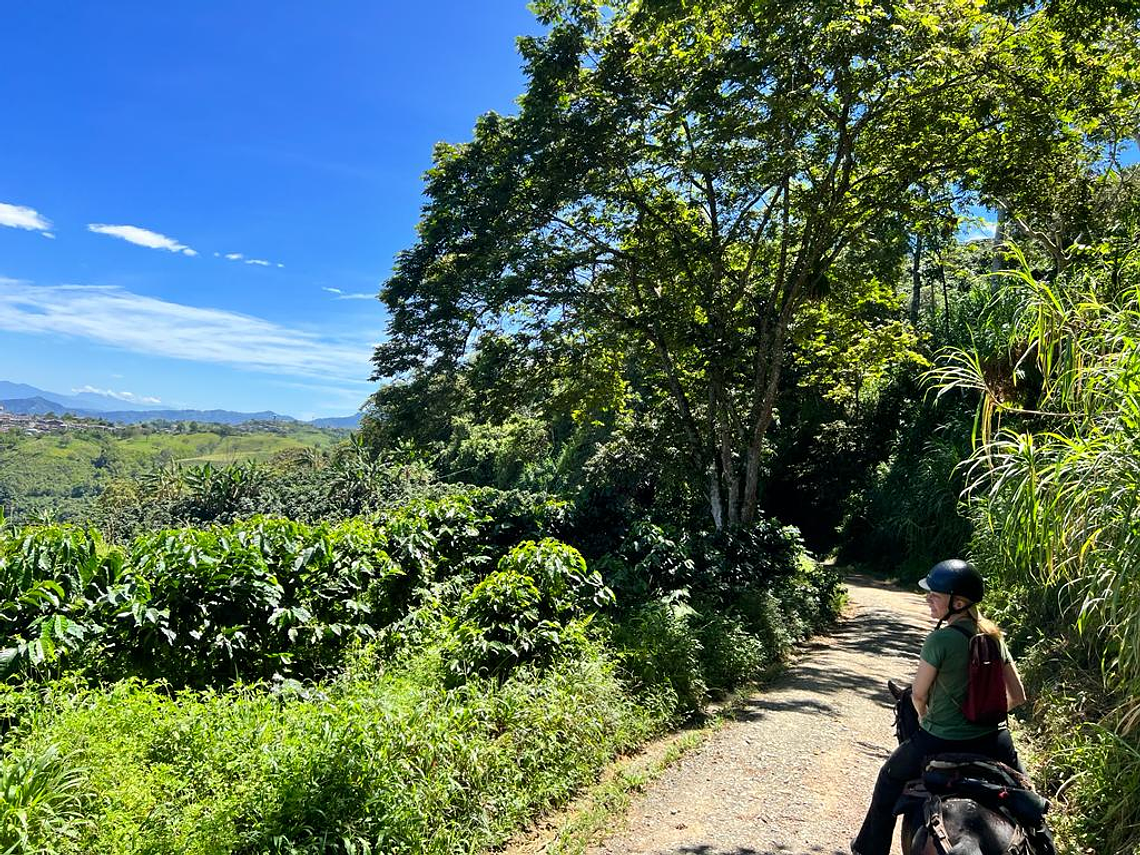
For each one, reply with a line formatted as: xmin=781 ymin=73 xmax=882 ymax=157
xmin=900 ymin=798 xmax=1019 ymax=855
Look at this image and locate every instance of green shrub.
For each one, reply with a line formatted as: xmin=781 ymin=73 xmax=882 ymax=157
xmin=7 ymin=652 xmax=655 ymax=855
xmin=611 ymin=598 xmax=706 ymax=720
xmin=445 ymin=539 xmax=613 ymax=682
xmin=599 ymin=515 xmax=809 ymax=609
xmin=694 ymin=612 xmax=769 ymax=697
xmin=0 ymin=526 xmax=123 ymax=678
xmin=734 ymin=588 xmax=796 ymax=659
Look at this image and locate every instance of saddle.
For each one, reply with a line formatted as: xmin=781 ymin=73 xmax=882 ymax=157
xmin=898 ymin=754 xmax=1052 ymax=855
xmin=922 ymin=754 xmax=1049 ymax=828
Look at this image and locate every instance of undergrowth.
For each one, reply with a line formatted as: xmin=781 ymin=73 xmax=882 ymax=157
xmin=2 ymin=650 xmax=654 ymax=855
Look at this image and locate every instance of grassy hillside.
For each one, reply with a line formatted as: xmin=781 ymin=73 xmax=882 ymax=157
xmin=0 ymin=423 xmax=345 ymax=523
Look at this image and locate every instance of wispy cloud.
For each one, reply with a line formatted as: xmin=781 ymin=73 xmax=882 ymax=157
xmin=222 ymin=251 xmax=281 ymax=268
xmin=0 ymin=278 xmax=376 ymax=382
xmin=72 ymin=385 xmax=162 ymax=405
xmin=0 ymin=202 xmax=53 ymax=234
xmin=322 ymin=286 xmax=375 ymax=301
xmin=88 ymin=224 xmax=198 ymax=256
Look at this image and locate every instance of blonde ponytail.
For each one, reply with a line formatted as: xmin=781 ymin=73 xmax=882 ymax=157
xmin=967 ymin=604 xmax=1003 ymax=640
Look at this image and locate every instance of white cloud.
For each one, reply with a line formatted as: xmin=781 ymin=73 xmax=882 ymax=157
xmin=0 ymin=278 xmax=376 ymax=382
xmin=0 ymin=202 xmax=53 ymax=233
xmin=321 ymin=286 xmax=375 ymax=301
xmin=42 ymin=232 xmax=56 ymax=240
xmin=222 ymin=252 xmax=280 ymax=267
xmin=72 ymin=385 xmax=162 ymax=405
xmin=88 ymin=223 xmax=197 ymax=256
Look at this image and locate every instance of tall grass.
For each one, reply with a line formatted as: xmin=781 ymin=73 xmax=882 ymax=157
xmin=0 ymin=650 xmax=655 ymax=855
xmin=934 ymin=250 xmax=1140 ymax=853
xmin=0 ymin=744 xmax=89 ymax=854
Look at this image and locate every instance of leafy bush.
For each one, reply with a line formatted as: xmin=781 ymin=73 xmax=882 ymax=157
xmin=5 ymin=652 xmax=656 ymax=855
xmin=610 ymin=549 xmax=841 ymax=720
xmin=0 ymin=526 xmax=123 ymax=678
xmin=0 ymin=517 xmax=405 ymax=687
xmin=0 ymin=501 xmax=603 ymax=692
xmin=443 ymin=415 xmax=554 ymax=490
xmin=694 ymin=612 xmax=769 ymax=697
xmin=611 ymin=597 xmax=706 ymax=720
xmin=599 ymin=515 xmax=808 ymax=608
xmin=445 ymin=539 xmax=613 ymax=682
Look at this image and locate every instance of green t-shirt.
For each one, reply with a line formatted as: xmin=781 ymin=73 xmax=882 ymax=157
xmin=919 ymin=619 xmax=1011 ymax=741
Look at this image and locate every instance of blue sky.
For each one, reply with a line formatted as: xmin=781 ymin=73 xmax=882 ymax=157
xmin=0 ymin=2 xmax=543 ymax=419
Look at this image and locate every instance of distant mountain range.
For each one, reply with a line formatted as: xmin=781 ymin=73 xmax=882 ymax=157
xmin=0 ymin=381 xmax=361 ymax=428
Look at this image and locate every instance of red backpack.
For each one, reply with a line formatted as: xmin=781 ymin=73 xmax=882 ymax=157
xmin=949 ymin=624 xmax=1008 ymax=725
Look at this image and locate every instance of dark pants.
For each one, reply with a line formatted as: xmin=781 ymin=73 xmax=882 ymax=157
xmin=852 ymin=726 xmax=1023 ymax=855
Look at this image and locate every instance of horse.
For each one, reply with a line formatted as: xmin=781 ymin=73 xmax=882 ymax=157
xmin=887 ymin=680 xmax=1051 ymax=855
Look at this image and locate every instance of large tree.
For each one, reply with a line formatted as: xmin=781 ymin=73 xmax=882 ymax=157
xmin=372 ymin=0 xmax=1091 ymax=528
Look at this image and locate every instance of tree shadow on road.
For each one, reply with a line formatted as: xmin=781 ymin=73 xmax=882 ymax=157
xmin=726 ymin=576 xmax=930 ymax=725
xmin=674 ymin=844 xmax=848 ymax=854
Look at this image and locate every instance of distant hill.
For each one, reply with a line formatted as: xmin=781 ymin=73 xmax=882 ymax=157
xmin=0 ymin=396 xmax=294 ymax=425
xmin=310 ymin=414 xmax=362 ymax=429
xmin=0 ymin=380 xmax=361 ymax=427
xmin=0 ymin=381 xmax=159 ymax=413
xmin=84 ymin=408 xmax=296 ymax=425
xmin=0 ymin=396 xmax=76 ymax=416
xmin=0 ymin=421 xmax=347 ymax=524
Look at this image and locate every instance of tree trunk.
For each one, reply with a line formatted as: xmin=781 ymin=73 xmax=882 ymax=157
xmin=939 ymin=258 xmax=949 ymax=337
xmin=910 ymin=234 xmax=924 ymax=325
xmin=991 ymin=208 xmax=1007 ymax=282
xmin=708 ymin=465 xmax=725 ymax=530
xmin=740 ymin=316 xmax=789 ymax=526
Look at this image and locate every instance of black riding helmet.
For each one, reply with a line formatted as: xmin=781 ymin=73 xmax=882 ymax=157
xmin=919 ymin=558 xmax=984 ymax=605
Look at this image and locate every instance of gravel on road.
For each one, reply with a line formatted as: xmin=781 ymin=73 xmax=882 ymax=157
xmin=586 ymin=574 xmax=931 ymax=855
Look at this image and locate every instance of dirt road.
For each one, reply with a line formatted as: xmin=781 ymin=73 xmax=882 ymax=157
xmin=587 ymin=574 xmax=930 ymax=855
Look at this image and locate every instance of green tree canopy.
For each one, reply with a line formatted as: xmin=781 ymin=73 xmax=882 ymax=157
xmin=373 ymin=0 xmax=1133 ymax=528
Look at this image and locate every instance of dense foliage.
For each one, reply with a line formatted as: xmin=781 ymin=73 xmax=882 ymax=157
xmin=933 ymin=252 xmax=1140 ymax=854
xmin=3 ymin=0 xmax=1138 ymax=851
xmin=369 ymin=0 xmax=1132 ymax=533
xmin=0 ymin=486 xmax=840 ymax=853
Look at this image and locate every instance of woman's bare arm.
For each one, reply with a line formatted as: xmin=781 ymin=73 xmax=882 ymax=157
xmin=912 ymin=660 xmax=938 ymax=719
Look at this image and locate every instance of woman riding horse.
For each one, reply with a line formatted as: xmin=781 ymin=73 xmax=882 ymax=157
xmin=851 ymin=559 xmax=1028 ymax=855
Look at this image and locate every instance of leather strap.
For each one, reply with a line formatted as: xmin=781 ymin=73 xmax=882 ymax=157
xmin=924 ymin=795 xmax=955 ymax=855
xmin=924 ymin=794 xmax=1034 ymax=855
